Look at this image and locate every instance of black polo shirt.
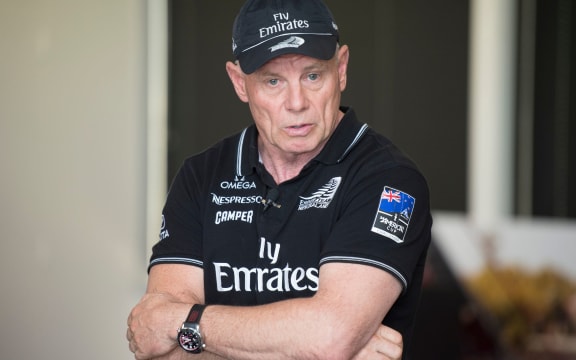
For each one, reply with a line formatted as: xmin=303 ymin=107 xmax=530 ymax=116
xmin=150 ymin=107 xmax=432 ymax=347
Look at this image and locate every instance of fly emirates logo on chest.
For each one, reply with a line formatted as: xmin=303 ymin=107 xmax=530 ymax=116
xmin=212 ymin=238 xmax=319 ymax=293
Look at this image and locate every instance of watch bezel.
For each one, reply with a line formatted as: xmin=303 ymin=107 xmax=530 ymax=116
xmin=178 ymin=323 xmax=204 ymax=353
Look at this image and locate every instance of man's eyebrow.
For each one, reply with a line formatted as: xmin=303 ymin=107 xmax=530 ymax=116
xmin=254 ymin=60 xmax=330 ymax=77
xmin=255 ymin=69 xmax=280 ymax=78
xmin=303 ymin=62 xmax=329 ymax=72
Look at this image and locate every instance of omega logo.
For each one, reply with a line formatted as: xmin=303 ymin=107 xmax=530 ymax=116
xmin=220 ymin=181 xmax=256 ymax=190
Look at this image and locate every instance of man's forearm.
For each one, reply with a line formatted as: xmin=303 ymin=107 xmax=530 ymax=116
xmin=151 ymin=347 xmax=228 ymax=360
xmin=196 ymin=263 xmax=402 ymax=360
xmin=201 ymin=299 xmax=333 ymax=360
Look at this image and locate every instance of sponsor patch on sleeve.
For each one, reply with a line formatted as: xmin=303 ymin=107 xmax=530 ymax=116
xmin=371 ymin=186 xmax=416 ymax=243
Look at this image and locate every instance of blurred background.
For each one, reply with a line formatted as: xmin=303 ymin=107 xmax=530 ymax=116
xmin=1 ymin=0 xmax=574 ymax=359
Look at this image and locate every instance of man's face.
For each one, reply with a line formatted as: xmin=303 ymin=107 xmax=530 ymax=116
xmin=228 ymin=45 xmax=349 ymax=159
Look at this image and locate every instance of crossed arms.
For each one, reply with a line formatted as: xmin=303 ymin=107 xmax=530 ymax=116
xmin=127 ymin=261 xmax=404 ymax=360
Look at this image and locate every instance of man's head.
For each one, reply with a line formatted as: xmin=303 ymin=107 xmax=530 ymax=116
xmin=226 ymin=0 xmax=349 ymax=162
xmin=232 ymin=0 xmax=339 ymax=74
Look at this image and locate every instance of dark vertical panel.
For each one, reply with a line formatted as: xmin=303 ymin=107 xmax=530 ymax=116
xmin=532 ymin=0 xmax=555 ymax=216
xmin=388 ymin=0 xmax=469 ymax=212
xmin=328 ymin=0 xmax=469 ymax=211
xmin=188 ymin=1 xmax=252 ymax=148
xmin=168 ymin=0 xmax=198 ymax=183
xmin=324 ymin=0 xmax=377 ymax=123
xmin=168 ymin=0 xmax=251 ymax=184
xmin=569 ymin=1 xmax=576 ymax=218
xmin=515 ymin=0 xmax=537 ymax=216
xmin=532 ymin=0 xmax=576 ymax=218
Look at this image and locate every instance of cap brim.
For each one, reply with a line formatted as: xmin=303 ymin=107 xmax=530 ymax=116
xmin=237 ymin=34 xmax=338 ymax=74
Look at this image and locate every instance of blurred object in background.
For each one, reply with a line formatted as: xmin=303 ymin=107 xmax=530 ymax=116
xmin=467 ymin=265 xmax=576 ymax=359
xmin=410 ymin=242 xmax=504 ymax=359
xmin=411 ymin=242 xmax=576 ymax=359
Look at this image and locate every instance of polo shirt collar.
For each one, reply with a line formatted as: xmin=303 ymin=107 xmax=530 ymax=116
xmin=235 ymin=107 xmax=369 ymax=178
xmin=235 ymin=126 xmax=259 ymax=179
xmin=314 ymin=107 xmax=369 ymax=165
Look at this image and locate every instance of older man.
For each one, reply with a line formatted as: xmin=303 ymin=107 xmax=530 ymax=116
xmin=127 ymin=0 xmax=431 ymax=359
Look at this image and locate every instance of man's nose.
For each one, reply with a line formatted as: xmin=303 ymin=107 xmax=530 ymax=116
xmin=285 ymin=83 xmax=308 ymax=112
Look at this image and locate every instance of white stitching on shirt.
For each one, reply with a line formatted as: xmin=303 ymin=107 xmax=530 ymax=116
xmin=319 ymin=255 xmax=408 ymax=289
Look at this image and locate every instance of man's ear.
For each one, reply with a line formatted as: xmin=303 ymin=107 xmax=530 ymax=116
xmin=336 ymin=45 xmax=349 ymax=92
xmin=226 ymin=61 xmax=249 ymax=103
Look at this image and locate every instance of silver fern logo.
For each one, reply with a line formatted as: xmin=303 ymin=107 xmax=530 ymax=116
xmin=298 ymin=177 xmax=342 ymax=211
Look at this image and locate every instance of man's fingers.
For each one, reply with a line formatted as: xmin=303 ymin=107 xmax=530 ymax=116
xmin=373 ymin=325 xmax=402 ymax=360
xmin=377 ymin=325 xmax=403 ymax=346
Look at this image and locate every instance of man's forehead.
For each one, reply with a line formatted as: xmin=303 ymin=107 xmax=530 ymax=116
xmin=252 ymin=53 xmax=332 ymax=74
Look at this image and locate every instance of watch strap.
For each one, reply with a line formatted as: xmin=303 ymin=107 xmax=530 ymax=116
xmin=185 ymin=304 xmax=206 ymax=324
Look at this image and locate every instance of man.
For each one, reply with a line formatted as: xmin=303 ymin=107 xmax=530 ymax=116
xmin=127 ymin=0 xmax=432 ymax=359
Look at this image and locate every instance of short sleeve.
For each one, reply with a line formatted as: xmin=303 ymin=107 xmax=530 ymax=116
xmin=148 ymin=161 xmax=205 ymax=271
xmin=320 ymin=165 xmax=432 ymax=292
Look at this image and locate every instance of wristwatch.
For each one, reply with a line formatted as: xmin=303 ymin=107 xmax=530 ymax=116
xmin=177 ymin=304 xmax=207 ymax=353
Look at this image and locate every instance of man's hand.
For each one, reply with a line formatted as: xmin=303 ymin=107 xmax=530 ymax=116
xmin=352 ymin=324 xmax=403 ymax=360
xmin=127 ymin=293 xmax=189 ymax=360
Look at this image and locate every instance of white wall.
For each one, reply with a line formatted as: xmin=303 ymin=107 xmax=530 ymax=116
xmin=0 ymin=1 xmax=148 ymax=359
xmin=433 ymin=213 xmax=576 ymax=281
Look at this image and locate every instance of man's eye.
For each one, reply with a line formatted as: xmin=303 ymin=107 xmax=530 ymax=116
xmin=308 ymin=73 xmax=319 ymax=81
xmin=268 ymin=79 xmax=279 ymax=86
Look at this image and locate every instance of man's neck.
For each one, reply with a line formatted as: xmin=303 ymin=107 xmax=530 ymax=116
xmin=258 ymin=146 xmax=320 ymax=184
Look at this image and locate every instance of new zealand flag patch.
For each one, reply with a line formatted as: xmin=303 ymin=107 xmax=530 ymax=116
xmin=371 ymin=186 xmax=416 ymax=243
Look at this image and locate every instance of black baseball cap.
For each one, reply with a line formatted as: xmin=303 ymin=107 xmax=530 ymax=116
xmin=232 ymin=0 xmax=340 ymax=74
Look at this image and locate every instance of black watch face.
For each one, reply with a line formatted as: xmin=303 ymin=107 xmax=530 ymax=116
xmin=179 ymin=329 xmax=202 ymax=353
